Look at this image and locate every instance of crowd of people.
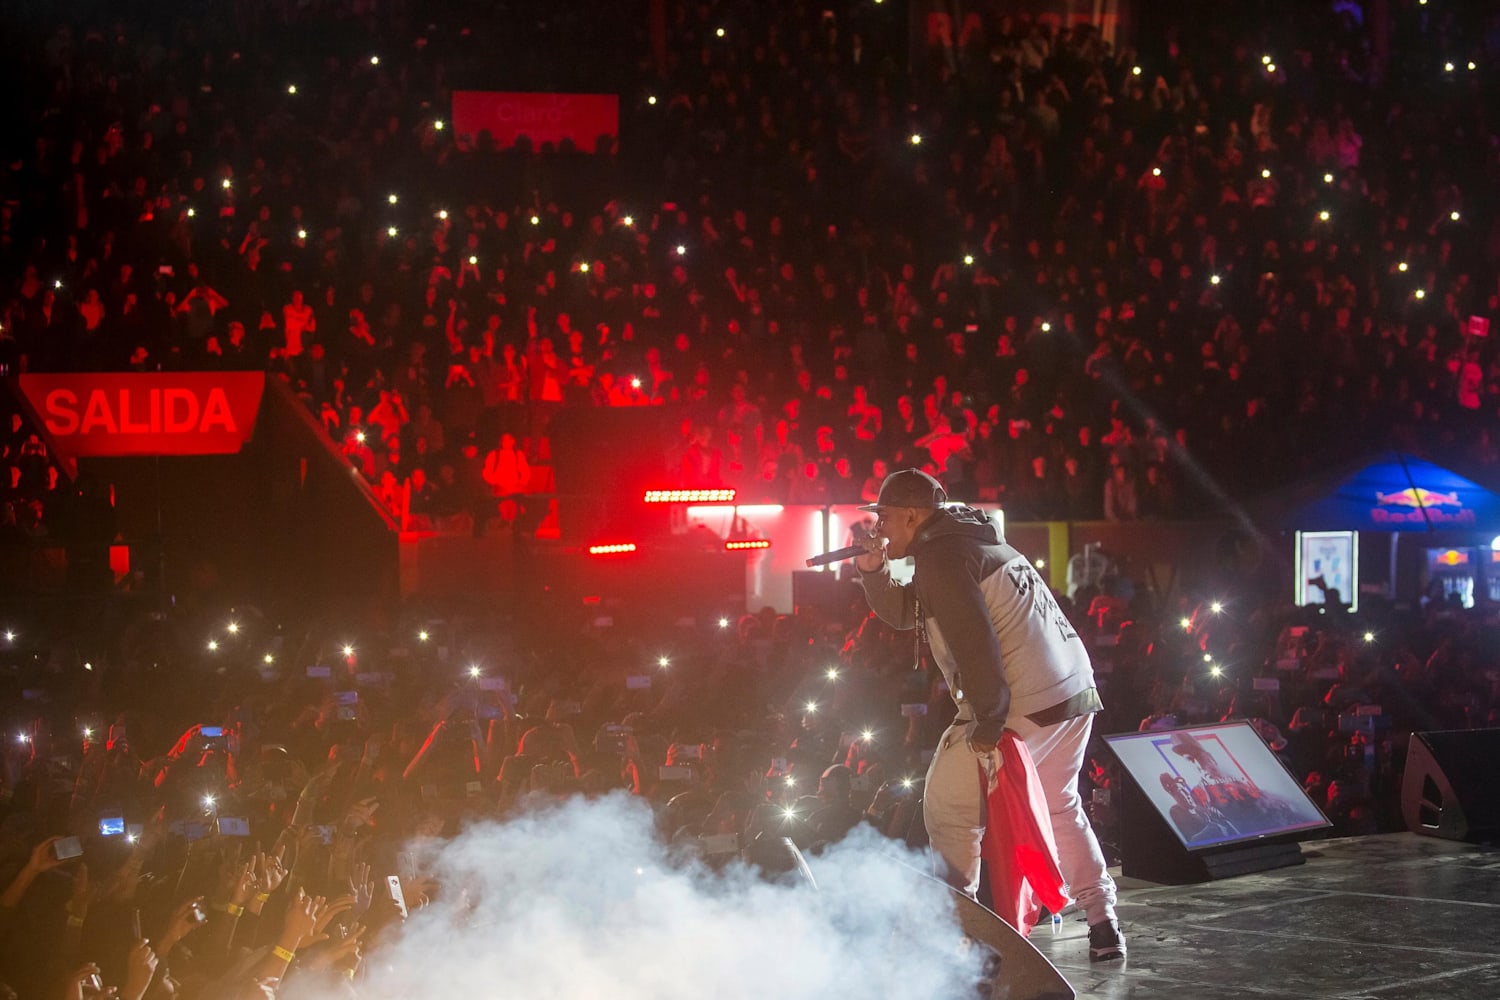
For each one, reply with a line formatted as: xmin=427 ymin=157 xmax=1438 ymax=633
xmin=5 ymin=0 xmax=1500 ymax=538
xmin=3 ymin=0 xmax=1500 ymax=992
xmin=0 ymin=549 xmax=1496 ymax=996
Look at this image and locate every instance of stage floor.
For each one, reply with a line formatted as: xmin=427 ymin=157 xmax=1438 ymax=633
xmin=1029 ymin=833 xmax=1500 ymax=1000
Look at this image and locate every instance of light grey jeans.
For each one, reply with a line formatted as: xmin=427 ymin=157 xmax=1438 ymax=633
xmin=923 ymin=713 xmax=1117 ymax=925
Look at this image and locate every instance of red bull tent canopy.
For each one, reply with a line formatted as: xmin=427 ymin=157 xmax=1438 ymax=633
xmin=1248 ymin=454 xmax=1500 ymax=532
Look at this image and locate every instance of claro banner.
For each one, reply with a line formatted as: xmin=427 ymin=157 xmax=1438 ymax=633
xmin=451 ymin=91 xmax=619 ymax=152
xmin=16 ymin=372 xmax=265 ymax=459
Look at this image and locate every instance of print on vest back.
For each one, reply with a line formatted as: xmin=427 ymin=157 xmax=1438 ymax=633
xmin=1005 ymin=561 xmax=1078 ymax=643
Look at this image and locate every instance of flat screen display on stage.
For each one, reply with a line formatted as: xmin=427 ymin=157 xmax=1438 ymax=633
xmin=1104 ymin=722 xmax=1330 ymax=850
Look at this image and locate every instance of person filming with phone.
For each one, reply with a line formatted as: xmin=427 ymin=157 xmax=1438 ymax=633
xmin=851 ymin=468 xmax=1124 ymax=961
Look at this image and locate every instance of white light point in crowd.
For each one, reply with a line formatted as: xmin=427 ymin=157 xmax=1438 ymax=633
xmin=805 ymin=700 xmax=818 ymax=714
xmin=1035 ymin=558 xmax=1045 ymax=569
xmin=1180 ymin=617 xmax=1191 ymax=630
xmin=297 ymin=229 xmax=307 ymax=240
xmin=227 ymin=621 xmax=240 ymax=635
xmin=438 ymin=209 xmax=448 ymax=220
xmin=1131 ymin=65 xmax=1141 ymax=76
xmin=388 ymin=193 xmax=399 ymax=205
xmin=16 ymin=734 xmax=28 ymax=745
xmin=1451 ymin=211 xmax=1461 ymax=222
xmin=434 ymin=120 xmax=445 ymax=131
xmin=1040 ymin=321 xmax=1052 ymax=332
xmin=1210 ymin=274 xmax=1222 ymax=285
xmin=647 ymin=95 xmax=657 ymax=106
xmin=675 ymin=244 xmax=686 ymax=256
xmin=784 ymin=776 xmax=796 ymax=788
xmin=1261 ymin=168 xmax=1272 ymax=179
xmin=1444 ymin=62 xmax=1454 ymax=73
xmin=1210 ymin=601 xmax=1224 ymax=614
xmin=718 ymin=617 xmax=730 ymax=629
xmin=715 ymin=27 xmax=725 ymax=38
xmin=469 ymin=666 xmax=482 ymax=679
xmin=1261 ymin=55 xmax=1272 ymax=65
xmin=861 ymin=729 xmax=875 ymax=743
xmin=342 ymin=644 xmax=355 ymax=657
xmin=418 ymin=630 xmax=430 ymax=642
xmin=962 ymin=254 xmax=974 ymax=266
xmin=287 ymin=84 xmax=297 ymax=95
xmin=54 ymin=279 xmax=62 ymax=290
xmin=657 ymin=656 xmax=670 ymax=668
xmin=1414 ymin=289 xmax=1426 ymax=299
xmin=530 ymin=215 xmax=540 ymax=225
xmin=264 ymin=654 xmax=274 ymax=664
xmin=900 ymin=777 xmax=915 ymax=789
xmin=387 ymin=226 xmax=398 ymax=238
xmin=630 ymin=377 xmax=642 ymax=389
xmin=468 ymin=255 xmax=478 ymax=266
xmin=1468 ymin=62 xmax=1477 ymax=72
xmin=370 ymin=55 xmax=380 ymax=66
xmin=1203 ymin=653 xmax=1212 ymax=662
xmin=909 ymin=133 xmax=922 ymax=146
xmin=622 ymin=215 xmax=634 ymax=226
xmin=1397 ymin=261 xmax=1408 ymax=272
xmin=2 ymin=630 xmax=12 ymax=642
xmin=1323 ymin=173 xmax=1334 ymax=184
xmin=1363 ymin=632 xmax=1375 ymax=643
xmin=1210 ymin=666 xmax=1223 ymax=677
xmin=579 ymin=262 xmax=590 ymax=273
xmin=222 ymin=178 xmax=231 ymax=189
xmin=207 ymin=640 xmax=219 ymax=652
xmin=356 ymin=431 xmax=367 ymax=443
xmin=1318 ymin=210 xmax=1330 ymax=222
xmin=187 ymin=207 xmax=195 ymax=217
xmin=781 ymin=806 xmax=798 ymax=820
xmin=825 ymin=667 xmax=839 ymax=681
xmin=203 ymin=795 xmax=216 ymax=809
xmin=1151 ymin=167 xmax=1161 ymax=177
xmin=83 ymin=728 xmax=92 ymax=739
xmin=83 ymin=662 xmax=92 ymax=671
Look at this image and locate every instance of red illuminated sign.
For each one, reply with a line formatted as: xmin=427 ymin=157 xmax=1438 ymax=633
xmin=17 ymin=373 xmax=265 ymax=459
xmin=451 ymin=92 xmax=619 ymax=152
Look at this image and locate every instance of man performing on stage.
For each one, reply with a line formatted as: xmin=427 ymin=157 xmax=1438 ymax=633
xmin=853 ymin=469 xmax=1125 ymax=961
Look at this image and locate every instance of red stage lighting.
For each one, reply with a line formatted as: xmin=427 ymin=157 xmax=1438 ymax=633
xmin=724 ymin=539 xmax=771 ymax=550
xmin=643 ymin=489 xmax=736 ymax=503
xmin=588 ymin=543 xmax=638 ymax=555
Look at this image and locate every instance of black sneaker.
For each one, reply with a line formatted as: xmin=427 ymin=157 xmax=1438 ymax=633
xmin=1088 ymin=918 xmax=1126 ymax=962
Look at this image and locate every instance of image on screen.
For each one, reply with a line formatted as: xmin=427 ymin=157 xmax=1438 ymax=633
xmin=1104 ymin=721 xmax=1330 ymax=850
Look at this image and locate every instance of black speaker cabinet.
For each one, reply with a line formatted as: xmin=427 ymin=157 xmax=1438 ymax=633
xmin=1402 ymin=728 xmax=1500 ymax=842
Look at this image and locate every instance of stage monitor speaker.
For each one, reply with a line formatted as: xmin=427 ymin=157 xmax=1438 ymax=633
xmin=1402 ymin=728 xmax=1500 ymax=842
xmin=1103 ymin=723 xmax=1329 ymax=885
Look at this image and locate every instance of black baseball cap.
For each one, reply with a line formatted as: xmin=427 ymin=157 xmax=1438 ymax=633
xmin=857 ymin=469 xmax=948 ymax=512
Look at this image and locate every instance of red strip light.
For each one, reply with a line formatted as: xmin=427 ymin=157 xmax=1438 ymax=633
xmin=725 ymin=539 xmax=771 ymax=550
xmin=588 ymin=543 xmax=638 ymax=555
xmin=643 ymin=489 xmax=737 ymax=503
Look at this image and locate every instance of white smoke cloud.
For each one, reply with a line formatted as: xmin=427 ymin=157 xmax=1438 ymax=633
xmin=293 ymin=793 xmax=984 ymax=1000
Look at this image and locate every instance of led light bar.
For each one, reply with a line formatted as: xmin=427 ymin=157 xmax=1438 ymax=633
xmin=643 ymin=489 xmax=737 ymax=503
xmin=588 ymin=543 xmax=638 ymax=555
xmin=725 ymin=539 xmax=771 ymax=550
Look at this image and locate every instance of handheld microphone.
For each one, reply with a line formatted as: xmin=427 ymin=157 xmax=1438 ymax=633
xmin=805 ymin=544 xmax=871 ymax=568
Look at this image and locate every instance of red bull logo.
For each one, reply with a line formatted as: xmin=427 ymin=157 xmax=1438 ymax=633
xmin=1375 ymin=488 xmax=1463 ymax=507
